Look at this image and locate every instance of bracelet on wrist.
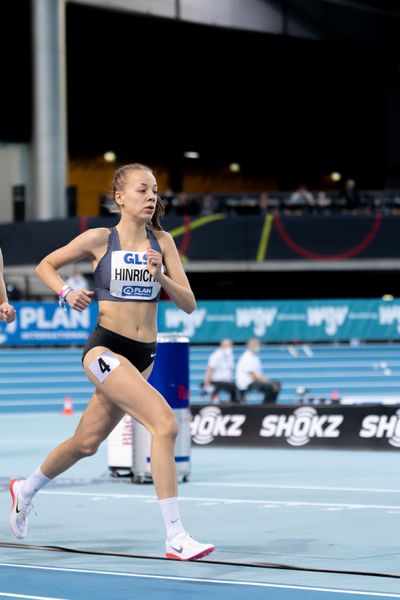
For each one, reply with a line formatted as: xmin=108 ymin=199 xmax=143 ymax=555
xmin=58 ymin=285 xmax=74 ymax=310
xmin=59 ymin=284 xmax=72 ymax=299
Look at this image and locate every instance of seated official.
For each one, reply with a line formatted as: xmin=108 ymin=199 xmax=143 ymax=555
xmin=235 ymin=338 xmax=281 ymax=404
xmin=202 ymin=339 xmax=239 ymax=403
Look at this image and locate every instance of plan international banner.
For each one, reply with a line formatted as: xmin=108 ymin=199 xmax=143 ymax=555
xmin=1 ymin=299 xmax=400 ymax=345
xmin=0 ymin=302 xmax=98 ymax=346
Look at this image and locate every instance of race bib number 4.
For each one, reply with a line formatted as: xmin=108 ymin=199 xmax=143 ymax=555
xmin=89 ymin=351 xmax=121 ymax=384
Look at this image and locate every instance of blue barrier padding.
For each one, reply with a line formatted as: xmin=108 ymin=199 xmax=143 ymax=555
xmin=148 ymin=341 xmax=189 ymax=408
xmin=146 ymin=456 xmax=190 ymax=463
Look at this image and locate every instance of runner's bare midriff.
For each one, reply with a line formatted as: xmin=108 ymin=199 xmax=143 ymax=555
xmin=97 ymin=300 xmax=158 ymax=342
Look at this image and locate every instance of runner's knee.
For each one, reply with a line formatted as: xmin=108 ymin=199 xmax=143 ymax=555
xmin=72 ymin=436 xmax=101 ymax=458
xmin=153 ymin=413 xmax=179 ymax=440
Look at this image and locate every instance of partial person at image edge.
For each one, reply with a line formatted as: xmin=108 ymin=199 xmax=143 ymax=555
xmin=0 ymin=248 xmax=16 ymax=324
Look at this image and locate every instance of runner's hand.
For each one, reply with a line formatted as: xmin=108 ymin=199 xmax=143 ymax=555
xmin=66 ymin=289 xmax=95 ymax=311
xmin=0 ymin=302 xmax=16 ymax=323
xmin=147 ymin=247 xmax=163 ymax=279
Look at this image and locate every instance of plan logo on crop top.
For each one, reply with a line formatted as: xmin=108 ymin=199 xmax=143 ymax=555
xmin=121 ymin=285 xmax=152 ymax=298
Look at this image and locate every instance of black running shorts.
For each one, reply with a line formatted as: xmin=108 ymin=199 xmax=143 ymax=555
xmin=82 ymin=324 xmax=157 ymax=373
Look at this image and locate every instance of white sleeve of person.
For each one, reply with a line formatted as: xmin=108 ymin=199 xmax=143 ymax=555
xmin=89 ymin=351 xmax=121 ymax=383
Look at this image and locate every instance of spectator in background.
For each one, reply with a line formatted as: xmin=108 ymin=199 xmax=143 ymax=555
xmin=235 ymin=338 xmax=281 ymax=404
xmin=286 ymin=185 xmax=314 ymax=212
xmin=172 ymin=192 xmax=200 ymax=216
xmin=371 ymin=193 xmax=387 ymax=214
xmin=160 ymin=188 xmax=175 ymax=215
xmin=342 ymin=179 xmax=361 ymax=211
xmin=65 ymin=268 xmax=90 ymax=292
xmin=0 ymin=248 xmax=16 ymax=323
xmin=314 ymin=191 xmax=332 ymax=213
xmin=6 ymin=283 xmax=22 ymax=302
xmin=203 ymin=339 xmax=238 ymax=403
xmin=199 ymin=192 xmax=218 ymax=216
xmin=257 ymin=192 xmax=271 ymax=216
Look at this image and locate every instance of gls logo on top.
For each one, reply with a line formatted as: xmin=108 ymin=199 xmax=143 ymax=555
xmin=260 ymin=406 xmax=343 ymax=446
xmin=123 ymin=253 xmax=148 ymax=265
xmin=121 ymin=285 xmax=152 ymax=297
xmin=360 ymin=409 xmax=400 ymax=447
xmin=191 ymin=406 xmax=246 ymax=445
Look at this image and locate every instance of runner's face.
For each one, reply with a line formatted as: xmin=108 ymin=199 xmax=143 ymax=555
xmin=119 ymin=170 xmax=158 ymax=220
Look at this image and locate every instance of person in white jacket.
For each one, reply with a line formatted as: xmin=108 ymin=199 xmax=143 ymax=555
xmin=203 ymin=339 xmax=238 ymax=403
xmin=236 ymin=338 xmax=280 ymax=404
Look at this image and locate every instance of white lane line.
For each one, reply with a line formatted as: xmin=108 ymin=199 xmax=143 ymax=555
xmin=0 ymin=440 xmax=62 ymax=445
xmin=192 ymin=483 xmax=400 ymax=494
xmin=0 ymin=593 xmax=68 ymax=600
xmin=41 ymin=490 xmax=400 ymax=510
xmin=0 ymin=401 xmax=85 ymax=407
xmin=0 ymin=414 xmax=70 ymax=419
xmin=0 ymin=388 xmax=90 ymax=395
xmin=0 ymin=563 xmax=399 ymax=597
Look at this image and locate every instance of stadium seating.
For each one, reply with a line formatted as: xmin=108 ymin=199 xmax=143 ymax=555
xmin=0 ymin=343 xmax=399 ymax=413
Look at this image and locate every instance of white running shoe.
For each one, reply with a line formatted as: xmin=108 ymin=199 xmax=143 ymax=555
xmin=166 ymin=531 xmax=215 ymax=560
xmin=9 ymin=479 xmax=32 ymax=539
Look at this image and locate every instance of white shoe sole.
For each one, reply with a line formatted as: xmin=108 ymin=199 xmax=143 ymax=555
xmin=9 ymin=479 xmax=26 ymax=540
xmin=166 ymin=544 xmax=215 ymax=561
